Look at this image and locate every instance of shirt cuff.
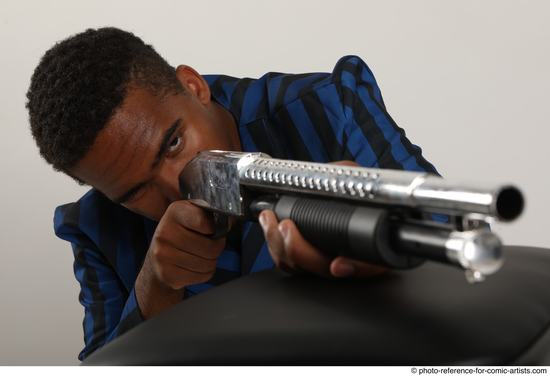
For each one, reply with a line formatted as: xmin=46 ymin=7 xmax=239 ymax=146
xmin=116 ymin=286 xmax=145 ymax=336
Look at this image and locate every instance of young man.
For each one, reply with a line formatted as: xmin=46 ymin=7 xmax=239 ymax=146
xmin=26 ymin=27 xmax=441 ymax=360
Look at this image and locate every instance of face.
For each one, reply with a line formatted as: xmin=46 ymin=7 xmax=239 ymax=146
xmin=70 ymin=65 xmax=241 ymax=221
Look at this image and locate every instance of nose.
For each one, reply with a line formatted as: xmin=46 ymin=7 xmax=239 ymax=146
xmin=155 ymin=160 xmax=183 ymax=203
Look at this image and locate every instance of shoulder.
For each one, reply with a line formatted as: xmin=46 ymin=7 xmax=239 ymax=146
xmin=331 ymin=55 xmax=376 ymax=81
xmin=54 ymin=189 xmax=151 ymax=254
xmin=54 ymin=189 xmax=106 ymax=246
xmin=265 ymin=55 xmax=378 ymax=114
xmin=201 ymin=56 xmax=377 ymax=124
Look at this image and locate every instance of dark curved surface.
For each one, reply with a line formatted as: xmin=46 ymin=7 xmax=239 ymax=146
xmin=83 ymin=246 xmax=550 ymax=365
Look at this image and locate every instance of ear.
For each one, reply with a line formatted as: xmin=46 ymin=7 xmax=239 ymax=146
xmin=175 ymin=65 xmax=211 ymax=105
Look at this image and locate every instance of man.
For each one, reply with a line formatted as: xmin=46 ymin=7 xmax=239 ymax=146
xmin=26 ymin=27 xmax=441 ymax=360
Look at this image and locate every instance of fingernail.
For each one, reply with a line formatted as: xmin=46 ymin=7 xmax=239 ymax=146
xmin=335 ymin=262 xmax=355 ymax=277
xmin=259 ymin=212 xmax=267 ymax=228
xmin=278 ymin=222 xmax=289 ymax=238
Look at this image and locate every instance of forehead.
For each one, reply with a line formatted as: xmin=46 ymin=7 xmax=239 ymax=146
xmin=71 ymin=87 xmax=179 ymax=193
xmin=109 ymin=86 xmax=175 ymax=140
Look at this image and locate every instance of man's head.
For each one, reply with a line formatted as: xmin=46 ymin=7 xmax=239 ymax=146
xmin=27 ymin=27 xmax=241 ymax=220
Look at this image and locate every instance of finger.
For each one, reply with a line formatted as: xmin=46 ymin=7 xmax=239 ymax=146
xmin=329 ymin=160 xmax=359 ymax=167
xmin=258 ymin=210 xmax=287 ymax=266
xmin=166 ymin=201 xmax=216 ymax=235
xmin=152 ymin=244 xmax=219 ymax=274
xmin=279 ymin=219 xmax=333 ymax=277
xmin=155 ymin=223 xmax=226 ymax=260
xmin=155 ymin=262 xmax=216 ymax=289
xmin=330 ymin=256 xmax=389 ymax=279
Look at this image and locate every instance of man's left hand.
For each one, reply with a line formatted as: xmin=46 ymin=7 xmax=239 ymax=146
xmin=258 ymin=160 xmax=389 ymax=279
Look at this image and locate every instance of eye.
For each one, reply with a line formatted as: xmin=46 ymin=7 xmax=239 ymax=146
xmin=167 ymin=135 xmax=183 ymax=154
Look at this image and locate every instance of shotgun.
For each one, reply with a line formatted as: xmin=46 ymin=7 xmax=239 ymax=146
xmin=179 ymin=151 xmax=524 ymax=283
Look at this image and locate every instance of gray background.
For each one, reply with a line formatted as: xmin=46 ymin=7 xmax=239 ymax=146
xmin=1 ymin=0 xmax=548 ymax=365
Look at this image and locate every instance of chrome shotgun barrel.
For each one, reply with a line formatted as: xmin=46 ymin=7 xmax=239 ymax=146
xmin=237 ymin=154 xmax=523 ymax=223
xmin=179 ymin=150 xmax=525 ymax=282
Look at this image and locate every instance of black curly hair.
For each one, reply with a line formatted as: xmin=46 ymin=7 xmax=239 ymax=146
xmin=26 ymin=27 xmax=184 ymax=182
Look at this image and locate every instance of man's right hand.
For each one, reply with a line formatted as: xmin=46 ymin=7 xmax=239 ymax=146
xmin=134 ymin=201 xmax=226 ymax=319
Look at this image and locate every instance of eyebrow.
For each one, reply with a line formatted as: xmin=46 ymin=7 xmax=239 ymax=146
xmin=113 ymin=118 xmax=182 ymax=204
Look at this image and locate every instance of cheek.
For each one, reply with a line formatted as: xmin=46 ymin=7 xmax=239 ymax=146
xmin=123 ymin=193 xmax=170 ymax=222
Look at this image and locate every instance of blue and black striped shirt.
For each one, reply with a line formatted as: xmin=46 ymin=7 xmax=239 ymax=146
xmin=54 ymin=55 xmax=442 ymax=361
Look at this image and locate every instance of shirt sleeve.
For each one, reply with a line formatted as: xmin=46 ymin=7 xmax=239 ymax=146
xmin=333 ymin=55 xmax=442 ymax=176
xmin=54 ymin=201 xmax=145 ymax=361
xmin=71 ymin=243 xmax=144 ymax=361
xmin=333 ymin=55 xmax=448 ymax=224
